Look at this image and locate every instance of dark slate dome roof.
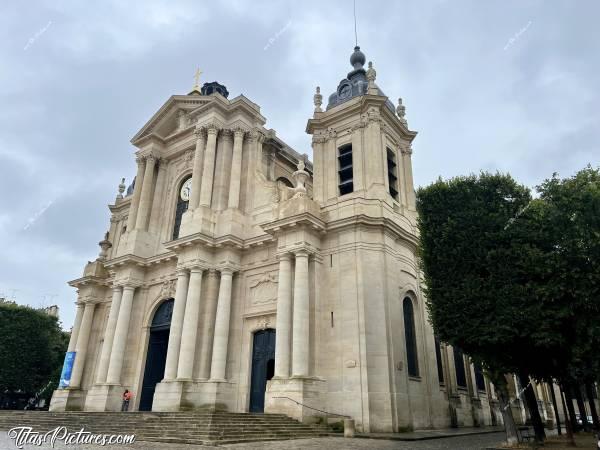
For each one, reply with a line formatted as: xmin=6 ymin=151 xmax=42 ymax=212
xmin=200 ymin=81 xmax=229 ymax=98
xmin=326 ymin=46 xmax=395 ymax=113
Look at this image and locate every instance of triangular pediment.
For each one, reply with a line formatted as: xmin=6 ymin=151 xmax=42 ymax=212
xmin=131 ymin=93 xmax=266 ymax=146
xmin=131 ymin=95 xmax=213 ymax=145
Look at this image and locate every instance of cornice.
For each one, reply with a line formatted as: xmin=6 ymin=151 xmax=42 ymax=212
xmin=306 ymin=94 xmax=417 ymax=142
xmin=325 ymin=214 xmax=419 ymax=250
xmin=261 ymin=211 xmax=326 ymax=236
xmin=164 ymin=231 xmax=245 ymax=252
xmin=68 ymin=275 xmax=110 ymax=289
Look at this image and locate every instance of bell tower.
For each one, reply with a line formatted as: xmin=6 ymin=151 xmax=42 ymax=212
xmin=307 ymin=46 xmax=417 ymax=212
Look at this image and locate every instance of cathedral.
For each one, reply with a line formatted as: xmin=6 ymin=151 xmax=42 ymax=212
xmin=49 ymin=46 xmax=543 ymax=433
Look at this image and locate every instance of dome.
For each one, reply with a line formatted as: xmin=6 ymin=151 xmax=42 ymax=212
xmin=350 ymin=46 xmax=366 ymax=69
xmin=199 ymin=81 xmax=229 ymax=98
xmin=325 ymin=46 xmax=396 ymax=113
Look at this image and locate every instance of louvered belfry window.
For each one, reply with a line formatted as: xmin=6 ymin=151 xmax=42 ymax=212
xmin=387 ymin=148 xmax=399 ymax=200
xmin=338 ymin=144 xmax=354 ymax=195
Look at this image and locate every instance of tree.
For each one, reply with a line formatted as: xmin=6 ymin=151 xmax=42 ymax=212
xmin=534 ymin=166 xmax=600 ymax=431
xmin=0 ymin=302 xmax=69 ymax=407
xmin=417 ymin=173 xmax=550 ymax=443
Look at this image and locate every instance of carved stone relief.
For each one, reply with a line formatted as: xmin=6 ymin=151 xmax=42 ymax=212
xmin=249 ymin=272 xmax=278 ymax=305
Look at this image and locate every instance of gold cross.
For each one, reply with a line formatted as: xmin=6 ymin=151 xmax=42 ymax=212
xmin=193 ymin=68 xmax=202 ymax=89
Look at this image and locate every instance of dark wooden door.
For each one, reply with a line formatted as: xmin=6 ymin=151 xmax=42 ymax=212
xmin=249 ymin=329 xmax=276 ymax=413
xmin=139 ymin=329 xmax=169 ymax=411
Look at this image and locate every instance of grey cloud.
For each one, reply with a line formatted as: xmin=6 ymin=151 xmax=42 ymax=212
xmin=0 ymin=0 xmax=598 ymax=329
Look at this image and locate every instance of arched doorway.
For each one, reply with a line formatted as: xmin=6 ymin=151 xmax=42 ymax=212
xmin=139 ymin=299 xmax=174 ymax=411
xmin=249 ymin=329 xmax=276 ymax=413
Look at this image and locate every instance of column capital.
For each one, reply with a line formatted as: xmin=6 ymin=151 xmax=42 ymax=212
xmin=400 ymin=145 xmax=413 ymax=156
xmin=206 ymin=124 xmax=220 ymax=136
xmin=219 ymin=266 xmax=236 ymax=276
xmin=121 ymin=285 xmax=137 ymax=293
xmin=175 ymin=267 xmax=190 ymax=277
xmin=293 ymin=249 xmax=310 ymax=258
xmin=276 ymin=252 xmax=293 ymax=261
xmin=135 ymin=156 xmax=146 ymax=166
xmin=233 ymin=128 xmax=246 ymax=140
xmin=220 ymin=128 xmax=233 ymax=142
xmin=145 ymin=154 xmax=158 ymax=164
xmin=189 ymin=266 xmax=205 ymax=274
xmin=249 ymin=129 xmax=266 ymax=143
xmin=111 ymin=285 xmax=123 ymax=293
xmin=194 ymin=126 xmax=206 ymax=139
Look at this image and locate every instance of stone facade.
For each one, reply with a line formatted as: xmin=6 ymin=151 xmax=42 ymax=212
xmin=50 ymin=48 xmax=506 ymax=432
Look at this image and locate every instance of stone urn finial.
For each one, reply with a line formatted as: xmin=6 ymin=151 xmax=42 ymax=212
xmin=313 ymin=86 xmax=323 ymax=113
xmin=292 ymin=159 xmax=310 ymax=197
xmin=117 ymin=177 xmax=126 ymax=199
xmin=397 ymin=97 xmax=407 ymax=126
xmin=366 ymin=61 xmax=377 ymax=94
xmin=98 ymin=232 xmax=112 ymax=261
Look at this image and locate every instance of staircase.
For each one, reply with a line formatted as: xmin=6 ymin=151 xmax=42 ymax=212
xmin=0 ymin=411 xmax=329 ymax=446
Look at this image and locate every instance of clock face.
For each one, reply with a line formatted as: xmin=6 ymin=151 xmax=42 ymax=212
xmin=180 ymin=178 xmax=192 ymax=201
xmin=339 ymin=84 xmax=351 ymax=98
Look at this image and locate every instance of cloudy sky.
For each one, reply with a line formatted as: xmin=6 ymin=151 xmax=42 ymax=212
xmin=1 ymin=0 xmax=598 ymax=329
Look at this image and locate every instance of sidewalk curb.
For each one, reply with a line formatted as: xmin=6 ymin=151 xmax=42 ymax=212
xmin=353 ymin=428 xmax=505 ymax=442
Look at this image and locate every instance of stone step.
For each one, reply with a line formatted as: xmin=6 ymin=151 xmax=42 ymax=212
xmin=0 ymin=411 xmax=325 ymax=445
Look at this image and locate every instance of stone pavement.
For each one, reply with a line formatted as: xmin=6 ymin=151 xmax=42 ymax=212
xmin=2 ymin=431 xmax=508 ymax=449
xmin=358 ymin=426 xmax=505 ymax=441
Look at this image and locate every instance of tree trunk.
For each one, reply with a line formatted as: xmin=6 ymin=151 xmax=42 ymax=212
xmin=518 ymin=373 xmax=546 ymax=442
xmin=495 ymin=378 xmax=519 ymax=444
xmin=549 ymin=380 xmax=562 ymax=435
xmin=573 ymin=383 xmax=591 ymax=432
xmin=561 ymin=384 xmax=577 ymax=446
xmin=585 ymin=382 xmax=599 ymax=431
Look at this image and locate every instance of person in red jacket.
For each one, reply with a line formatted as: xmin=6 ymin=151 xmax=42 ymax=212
xmin=121 ymin=389 xmax=133 ymax=411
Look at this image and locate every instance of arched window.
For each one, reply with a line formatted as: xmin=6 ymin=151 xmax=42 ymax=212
xmin=276 ymin=177 xmax=293 ymax=188
xmin=454 ymin=347 xmax=467 ymax=388
xmin=172 ymin=176 xmax=191 ymax=240
xmin=403 ymin=297 xmax=419 ymax=377
xmin=434 ymin=336 xmax=444 ymax=384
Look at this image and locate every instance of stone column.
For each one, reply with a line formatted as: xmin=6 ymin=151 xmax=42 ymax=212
xmin=199 ymin=126 xmax=219 ymax=207
xmin=135 ymin=155 xmax=157 ymax=230
xmin=106 ymin=286 xmax=135 ymax=384
xmin=69 ymin=301 xmax=96 ymax=389
xmin=242 ymin=130 xmax=264 ymax=212
xmin=227 ymin=129 xmax=244 ymax=209
xmin=274 ymin=254 xmax=293 ymax=378
xmin=292 ymin=250 xmax=310 ymax=377
xmin=351 ymin=125 xmax=365 ymax=191
xmin=148 ymin=160 xmax=168 ymax=234
xmin=212 ymin=129 xmax=233 ymax=210
xmin=67 ymin=303 xmax=84 ymax=352
xmin=188 ymin=127 xmax=206 ymax=210
xmin=198 ymin=269 xmax=220 ymax=380
xmin=163 ymin=269 xmax=190 ymax=380
xmin=311 ymin=135 xmax=326 ymax=203
xmin=176 ymin=267 xmax=204 ymax=380
xmin=95 ymin=287 xmax=123 ymax=384
xmin=126 ymin=157 xmax=145 ymax=231
xmin=366 ymin=111 xmax=385 ymax=191
xmin=401 ymin=146 xmax=416 ymax=209
xmin=209 ymin=268 xmax=234 ymax=381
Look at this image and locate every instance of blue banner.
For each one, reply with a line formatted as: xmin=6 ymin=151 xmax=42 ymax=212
xmin=58 ymin=351 xmax=76 ymax=388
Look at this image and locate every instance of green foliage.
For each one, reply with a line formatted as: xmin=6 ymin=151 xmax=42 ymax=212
xmin=416 ymin=166 xmax=600 ymax=383
xmin=417 ymin=172 xmax=534 ymax=374
xmin=533 ymin=166 xmax=600 ymax=382
xmin=0 ymin=302 xmax=69 ymax=399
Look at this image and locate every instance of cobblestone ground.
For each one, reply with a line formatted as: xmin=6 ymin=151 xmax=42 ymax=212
xmin=1 ymin=431 xmax=507 ymax=449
